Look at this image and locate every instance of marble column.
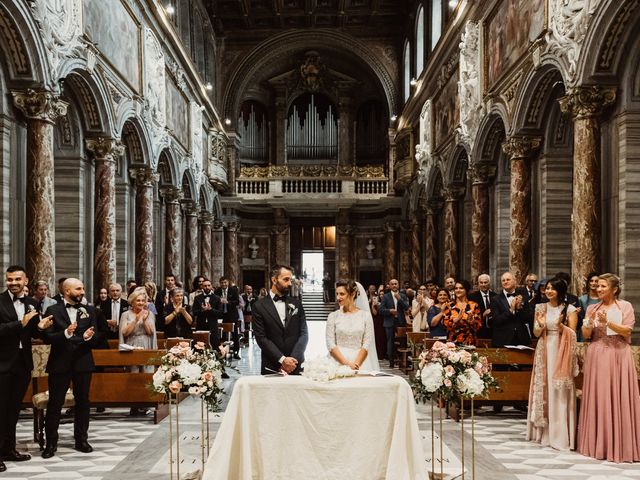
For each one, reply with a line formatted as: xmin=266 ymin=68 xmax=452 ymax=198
xmin=501 ymin=135 xmax=541 ymax=285
xmin=199 ymin=212 xmax=214 ymax=280
xmin=12 ymin=89 xmax=68 ymax=289
xmin=183 ymin=202 xmax=200 ymax=289
xmin=442 ymin=187 xmax=464 ymax=279
xmin=271 ymin=225 xmax=289 ymax=266
xmin=423 ymin=202 xmax=441 ymax=281
xmin=410 ymin=219 xmax=422 ymax=284
xmin=224 ymin=221 xmax=240 ymax=283
xmin=161 ymin=187 xmax=183 ymax=280
xmin=336 ymin=225 xmax=354 ymax=280
xmin=131 ymin=167 xmax=158 ymax=284
xmin=211 ymin=220 xmax=224 ymax=282
xmin=559 ymin=86 xmax=616 ymax=294
xmin=384 ymin=222 xmax=397 ymax=282
xmin=468 ymin=164 xmax=493 ymax=281
xmin=86 ymin=137 xmax=125 ymax=292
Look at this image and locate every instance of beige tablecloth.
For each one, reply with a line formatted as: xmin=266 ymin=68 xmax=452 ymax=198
xmin=202 ymin=375 xmax=426 ymax=480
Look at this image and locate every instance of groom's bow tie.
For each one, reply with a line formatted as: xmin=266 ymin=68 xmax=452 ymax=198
xmin=65 ymin=303 xmax=82 ymax=309
xmin=273 ymin=294 xmax=287 ymax=302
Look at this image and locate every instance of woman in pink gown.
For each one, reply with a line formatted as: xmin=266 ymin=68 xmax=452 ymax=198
xmin=578 ymin=273 xmax=640 ymax=463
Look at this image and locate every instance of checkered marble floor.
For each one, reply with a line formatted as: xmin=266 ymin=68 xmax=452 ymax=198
xmin=6 ymin=323 xmax=640 ymax=479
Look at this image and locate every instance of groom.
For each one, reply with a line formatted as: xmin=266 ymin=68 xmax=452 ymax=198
xmin=252 ymin=265 xmax=308 ymax=375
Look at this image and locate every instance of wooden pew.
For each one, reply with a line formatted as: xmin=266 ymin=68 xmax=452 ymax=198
xmin=474 ymin=348 xmax=534 ymax=405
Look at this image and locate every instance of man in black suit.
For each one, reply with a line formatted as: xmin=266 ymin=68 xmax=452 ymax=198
xmin=241 ymin=285 xmax=257 ymax=343
xmin=377 ymin=278 xmax=409 ymax=368
xmin=154 ymin=274 xmax=180 ymax=331
xmin=489 ymin=272 xmax=533 ymax=347
xmin=252 ymin=265 xmax=308 ymax=375
xmin=468 ymin=274 xmax=497 ymax=339
xmin=192 ymin=279 xmax=223 ymax=347
xmin=214 ymin=277 xmax=241 ymax=359
xmin=42 ymin=278 xmax=100 ymax=458
xmin=524 ymin=273 xmax=538 ymax=306
xmin=97 ymin=283 xmax=129 ymax=340
xmin=51 ymin=277 xmax=67 ymax=304
xmin=0 ymin=266 xmax=52 ymax=472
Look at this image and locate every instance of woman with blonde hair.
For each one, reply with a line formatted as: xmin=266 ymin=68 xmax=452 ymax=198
xmin=119 ymin=287 xmax=157 ymax=351
xmin=578 ymin=274 xmax=640 ymax=462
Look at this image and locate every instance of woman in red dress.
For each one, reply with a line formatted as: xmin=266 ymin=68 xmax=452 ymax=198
xmin=442 ymin=280 xmax=482 ymax=346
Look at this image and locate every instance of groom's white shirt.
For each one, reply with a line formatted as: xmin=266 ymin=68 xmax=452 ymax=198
xmin=269 ymin=292 xmax=286 ymax=325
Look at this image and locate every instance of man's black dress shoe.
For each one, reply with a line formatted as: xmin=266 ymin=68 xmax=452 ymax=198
xmin=3 ymin=450 xmax=31 ymax=461
xmin=74 ymin=442 xmax=93 ymax=453
xmin=221 ymin=372 xmax=229 ymax=379
xmin=0 ymin=461 xmax=6 ymax=472
xmin=41 ymin=445 xmax=57 ymax=459
xmin=233 ymin=353 xmax=241 ymax=360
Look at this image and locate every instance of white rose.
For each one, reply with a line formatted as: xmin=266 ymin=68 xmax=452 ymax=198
xmin=420 ymin=362 xmax=445 ymax=392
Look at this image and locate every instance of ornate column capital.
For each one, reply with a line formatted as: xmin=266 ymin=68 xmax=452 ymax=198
xmin=130 ymin=167 xmax=159 ymax=187
xmin=558 ymin=85 xmax=616 ymax=120
xmin=12 ymin=89 xmax=68 ymax=124
xmin=501 ymin=135 xmax=542 ymax=160
xmin=383 ymin=222 xmax=396 ymax=233
xmin=182 ymin=201 xmax=200 ymax=217
xmin=213 ymin=219 xmax=224 ymax=230
xmin=271 ymin=224 xmax=289 ymax=235
xmin=225 ymin=221 xmax=240 ymax=233
xmin=199 ymin=211 xmax=214 ymax=225
xmin=467 ymin=163 xmax=496 ymax=185
xmin=442 ymin=185 xmax=465 ymax=202
xmin=337 ymin=225 xmax=354 ymax=235
xmin=86 ymin=137 xmax=125 ymax=161
xmin=160 ymin=186 xmax=183 ymax=204
xmin=425 ymin=199 xmax=443 ymax=215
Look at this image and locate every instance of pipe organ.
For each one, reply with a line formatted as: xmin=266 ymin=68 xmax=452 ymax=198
xmin=238 ymin=101 xmax=269 ymax=162
xmin=356 ymin=100 xmax=387 ymax=164
xmin=286 ymin=93 xmax=338 ymax=160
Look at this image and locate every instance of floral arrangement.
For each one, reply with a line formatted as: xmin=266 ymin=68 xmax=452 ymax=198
xmin=411 ymin=341 xmax=499 ymax=403
xmin=301 ymin=357 xmax=356 ymax=382
xmin=152 ymin=341 xmax=224 ymax=411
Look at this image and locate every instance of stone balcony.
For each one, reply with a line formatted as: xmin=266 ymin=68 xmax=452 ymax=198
xmin=208 ymin=161 xmax=228 ymax=190
xmin=234 ymin=164 xmax=389 ymax=201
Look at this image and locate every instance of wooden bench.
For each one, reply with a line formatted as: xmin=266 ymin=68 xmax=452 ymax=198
xmin=473 ymin=348 xmax=534 ymax=405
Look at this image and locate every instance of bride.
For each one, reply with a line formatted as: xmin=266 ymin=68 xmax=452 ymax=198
xmin=325 ymin=280 xmax=380 ymax=372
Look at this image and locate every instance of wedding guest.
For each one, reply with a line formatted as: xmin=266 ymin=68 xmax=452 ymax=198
xmin=95 ymin=288 xmax=108 ymax=307
xmin=370 ymin=285 xmax=386 ymax=361
xmin=125 ymin=279 xmax=137 ymax=296
xmin=241 ymin=285 xmax=257 ymax=343
xmin=377 ymin=278 xmax=409 ymax=368
xmin=490 ymin=272 xmax=533 ymax=347
xmin=164 ymin=288 xmax=193 ymax=338
xmin=427 ymin=289 xmax=450 ymax=338
xmin=155 ymin=274 xmax=180 ymax=331
xmin=442 ymin=280 xmax=482 ymax=346
xmin=578 ymin=271 xmax=600 ymax=342
xmin=98 ymin=283 xmax=129 ymax=340
xmin=410 ymin=284 xmax=433 ymax=332
xmin=468 ymin=274 xmax=497 ymax=339
xmin=214 ymin=277 xmax=241 ymax=359
xmin=188 ymin=275 xmax=205 ymax=306
xmin=193 ymin=280 xmax=223 ymax=335
xmin=527 ymin=278 xmax=578 ymax=451
xmin=578 ymin=274 xmax=640 ymax=463
xmin=51 ymin=277 xmax=67 ymax=304
xmin=119 ymin=288 xmax=156 ymax=353
xmin=322 ymin=272 xmax=332 ymax=303
xmin=258 ymin=287 xmax=268 ymax=299
xmin=33 ymin=280 xmax=57 ymax=315
xmin=524 ymin=274 xmax=538 ymax=305
xmin=444 ymin=276 xmax=456 ymax=301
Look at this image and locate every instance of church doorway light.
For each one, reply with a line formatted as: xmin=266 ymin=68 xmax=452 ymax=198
xmin=301 ymin=251 xmax=324 ymax=292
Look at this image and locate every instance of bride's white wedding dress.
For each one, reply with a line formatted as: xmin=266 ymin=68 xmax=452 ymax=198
xmin=325 ymin=306 xmax=380 ymax=372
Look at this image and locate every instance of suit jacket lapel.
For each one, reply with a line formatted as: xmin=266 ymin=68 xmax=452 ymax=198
xmin=0 ymin=291 xmax=19 ymax=323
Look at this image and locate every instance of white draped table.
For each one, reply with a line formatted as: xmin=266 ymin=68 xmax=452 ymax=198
xmin=202 ymin=374 xmax=427 ymax=480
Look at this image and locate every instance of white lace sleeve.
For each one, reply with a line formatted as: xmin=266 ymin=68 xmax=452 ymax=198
xmin=361 ymin=310 xmax=374 ymax=351
xmin=326 ymin=310 xmax=337 ymax=351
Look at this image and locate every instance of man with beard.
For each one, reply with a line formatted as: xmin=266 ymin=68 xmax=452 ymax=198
xmin=192 ymin=279 xmax=223 ymax=347
xmin=214 ymin=277 xmax=241 ymax=359
xmin=41 ymin=278 xmax=100 ymax=458
xmin=252 ymin=265 xmax=308 ymax=375
xmin=0 ymin=266 xmax=52 ymax=472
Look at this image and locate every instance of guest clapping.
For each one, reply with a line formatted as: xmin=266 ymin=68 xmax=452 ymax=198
xmin=442 ymin=280 xmax=481 ymax=346
xmin=119 ymin=287 xmax=157 ymax=352
xmin=427 ymin=289 xmax=450 ymax=338
xmin=410 ymin=285 xmax=433 ymax=332
xmin=577 ymin=274 xmax=640 ymax=463
xmin=164 ymin=288 xmax=193 ymax=338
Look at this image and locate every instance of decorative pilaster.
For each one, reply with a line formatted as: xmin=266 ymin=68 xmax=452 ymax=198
xmin=183 ymin=202 xmax=200 ymax=289
xmin=275 ymin=92 xmax=287 ymax=165
xmin=85 ymin=137 xmax=124 ymax=292
xmin=199 ymin=212 xmax=214 ymax=280
xmin=501 ymin=135 xmax=541 ymax=284
xmin=338 ymin=96 xmax=354 ymax=166
xmin=559 ymin=86 xmax=616 ymax=293
xmin=410 ymin=219 xmax=422 ymax=284
xmin=211 ymin=220 xmax=224 ymax=283
xmin=398 ymin=224 xmax=412 ymax=285
xmin=224 ymin=221 xmax=240 ymax=284
xmin=468 ymin=164 xmax=494 ymax=281
xmin=12 ymin=89 xmax=68 ymax=290
xmin=161 ymin=187 xmax=183 ymax=280
xmin=423 ymin=201 xmax=441 ymax=281
xmin=131 ymin=167 xmax=158 ymax=284
xmin=442 ymin=186 xmax=464 ymax=279
xmin=384 ymin=222 xmax=397 ymax=282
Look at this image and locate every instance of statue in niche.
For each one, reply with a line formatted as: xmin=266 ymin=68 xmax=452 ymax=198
xmin=249 ymin=237 xmax=259 ymax=259
xmin=300 ymin=51 xmax=326 ymax=92
xmin=366 ymin=239 xmax=376 ymax=260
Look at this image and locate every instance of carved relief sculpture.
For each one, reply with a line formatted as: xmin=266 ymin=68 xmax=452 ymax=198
xmin=249 ymin=237 xmax=259 ymax=259
xmin=415 ymin=100 xmax=433 ymax=184
xmin=143 ymin=27 xmax=169 ymax=166
xmin=457 ymin=21 xmax=485 ymax=151
xmin=191 ymin=101 xmax=203 ymax=172
xmin=161 ymin=187 xmax=183 ymax=280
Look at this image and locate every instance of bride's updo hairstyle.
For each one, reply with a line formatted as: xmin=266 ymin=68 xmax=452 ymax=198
xmin=335 ymin=279 xmax=359 ymax=298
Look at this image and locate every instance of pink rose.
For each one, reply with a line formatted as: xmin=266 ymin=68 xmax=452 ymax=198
xmin=460 ymin=351 xmax=472 ymax=365
xmin=446 ymin=342 xmax=456 ymax=349
xmin=169 ymin=381 xmax=182 ymax=394
xmin=203 ymin=371 xmax=213 ymax=382
xmin=444 ymin=365 xmax=455 ymax=377
xmin=444 ymin=378 xmax=452 ymax=387
xmin=432 ymin=341 xmax=446 ymax=351
xmin=195 ymin=341 xmax=205 ymax=349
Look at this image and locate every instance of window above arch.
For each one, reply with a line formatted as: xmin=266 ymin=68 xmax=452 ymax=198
xmin=431 ymin=0 xmax=442 ymax=51
xmin=416 ymin=6 xmax=425 ymax=76
xmin=403 ymin=41 xmax=411 ymax=102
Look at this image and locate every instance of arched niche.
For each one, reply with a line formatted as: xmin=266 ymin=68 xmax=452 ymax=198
xmin=286 ymin=92 xmax=338 ymax=162
xmin=355 ymin=99 xmax=388 ymax=165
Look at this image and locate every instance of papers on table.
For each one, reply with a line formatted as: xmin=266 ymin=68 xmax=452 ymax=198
xmin=118 ymin=343 xmax=136 ymax=351
xmin=503 ymin=345 xmax=535 ymax=351
xmin=357 ymin=370 xmax=394 ymax=377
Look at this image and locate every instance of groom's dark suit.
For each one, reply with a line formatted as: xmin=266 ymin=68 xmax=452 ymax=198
xmin=252 ymin=294 xmax=308 ymax=375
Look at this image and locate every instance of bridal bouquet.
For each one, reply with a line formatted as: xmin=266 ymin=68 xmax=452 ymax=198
xmin=301 ymin=357 xmax=356 ymax=382
xmin=152 ymin=341 xmax=224 ymax=411
xmin=411 ymin=341 xmax=499 ymax=403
